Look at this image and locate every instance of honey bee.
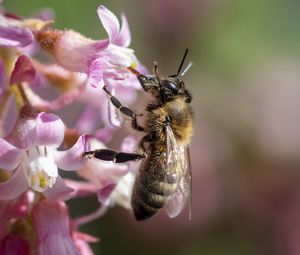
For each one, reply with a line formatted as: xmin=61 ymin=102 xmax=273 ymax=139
xmin=83 ymin=49 xmax=193 ymax=220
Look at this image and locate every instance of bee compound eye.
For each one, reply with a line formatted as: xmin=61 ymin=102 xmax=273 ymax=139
xmin=165 ymin=81 xmax=178 ymax=93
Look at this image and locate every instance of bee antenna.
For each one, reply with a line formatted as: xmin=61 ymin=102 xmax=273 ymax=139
xmin=176 ymin=48 xmax=189 ymax=76
xmin=180 ymin=61 xmax=193 ymax=76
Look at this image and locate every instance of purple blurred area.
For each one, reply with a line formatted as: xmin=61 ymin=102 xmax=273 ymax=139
xmin=4 ymin=0 xmax=300 ymax=254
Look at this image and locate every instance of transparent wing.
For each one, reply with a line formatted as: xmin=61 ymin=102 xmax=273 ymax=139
xmin=164 ymin=125 xmax=192 ymax=218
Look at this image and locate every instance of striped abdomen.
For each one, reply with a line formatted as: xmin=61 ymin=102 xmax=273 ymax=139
xmin=131 ymin=154 xmax=177 ymax=221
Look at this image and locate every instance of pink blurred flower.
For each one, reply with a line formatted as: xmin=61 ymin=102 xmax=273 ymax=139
xmin=0 ymin=16 xmax=33 ymax=47
xmin=32 ymin=199 xmax=96 ymax=255
xmin=0 ymin=112 xmax=89 ymax=200
xmin=0 ymin=235 xmax=30 ymax=255
xmin=0 ymin=13 xmax=52 ymax=48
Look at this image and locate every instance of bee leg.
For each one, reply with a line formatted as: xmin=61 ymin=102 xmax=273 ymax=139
xmin=82 ymin=149 xmax=145 ymax=163
xmin=138 ymin=134 xmax=154 ymax=156
xmin=103 ymin=86 xmax=144 ymax=132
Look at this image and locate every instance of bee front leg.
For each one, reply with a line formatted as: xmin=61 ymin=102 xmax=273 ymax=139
xmin=103 ymin=86 xmax=144 ymax=132
xmin=82 ymin=149 xmax=145 ymax=163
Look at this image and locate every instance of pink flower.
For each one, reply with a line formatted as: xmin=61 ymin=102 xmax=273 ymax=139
xmin=32 ymin=199 xmax=88 ymax=255
xmin=0 ymin=235 xmax=30 ymax=255
xmin=0 ymin=16 xmax=33 ymax=47
xmin=78 ymin=137 xmax=137 ymax=209
xmin=0 ymin=112 xmax=89 ymax=200
xmin=0 ymin=14 xmax=52 ymax=48
xmin=37 ymin=5 xmax=140 ymax=88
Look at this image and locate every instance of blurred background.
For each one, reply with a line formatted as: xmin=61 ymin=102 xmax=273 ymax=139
xmin=4 ymin=0 xmax=300 ymax=254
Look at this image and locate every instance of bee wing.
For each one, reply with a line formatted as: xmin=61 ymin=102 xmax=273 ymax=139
xmin=164 ymin=125 xmax=192 ymax=218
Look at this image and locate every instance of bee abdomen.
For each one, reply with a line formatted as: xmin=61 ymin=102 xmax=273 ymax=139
xmin=131 ymin=187 xmax=164 ymax=221
xmin=131 ymin=170 xmax=176 ymax=221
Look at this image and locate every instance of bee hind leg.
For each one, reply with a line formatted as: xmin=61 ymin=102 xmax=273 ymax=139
xmin=83 ymin=149 xmax=145 ymax=163
xmin=103 ymin=86 xmax=144 ymax=132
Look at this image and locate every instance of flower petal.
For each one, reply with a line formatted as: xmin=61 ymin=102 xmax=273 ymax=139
xmin=105 ymin=45 xmax=135 ymax=67
xmin=8 ymin=192 xmax=30 ymax=219
xmin=32 ymin=200 xmax=80 ymax=255
xmin=97 ymin=183 xmax=116 ymax=206
xmin=114 ymin=14 xmax=131 ymax=47
xmin=10 ymin=55 xmax=36 ymax=84
xmin=52 ymin=30 xmax=108 ymax=73
xmin=43 ymin=176 xmax=74 ymax=201
xmin=0 ymin=18 xmax=33 ymax=47
xmin=97 ymin=5 xmax=120 ymax=43
xmin=0 ymin=166 xmax=29 ymax=200
xmin=35 ymin=112 xmax=64 ymax=148
xmin=11 ymin=117 xmax=36 ymax=149
xmin=0 ymin=57 xmax=5 ymax=97
xmin=87 ymin=59 xmax=106 ymax=88
xmin=1 ymin=94 xmax=18 ymax=137
xmin=64 ymin=179 xmax=97 ymax=198
xmin=0 ymin=138 xmax=23 ymax=171
xmin=0 ymin=235 xmax=30 ymax=255
xmin=54 ymin=134 xmax=90 ymax=171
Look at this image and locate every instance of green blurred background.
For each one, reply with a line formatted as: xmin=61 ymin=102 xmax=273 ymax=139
xmin=4 ymin=0 xmax=300 ymax=254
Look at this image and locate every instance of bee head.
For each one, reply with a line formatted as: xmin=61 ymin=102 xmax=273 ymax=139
xmin=128 ymin=49 xmax=192 ymax=103
xmin=159 ymin=49 xmax=193 ymax=103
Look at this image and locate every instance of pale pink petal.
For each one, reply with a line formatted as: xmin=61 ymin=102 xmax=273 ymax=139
xmin=10 ymin=117 xmax=36 ymax=149
xmin=35 ymin=112 xmax=64 ymax=148
xmin=0 ymin=138 xmax=23 ymax=170
xmin=0 ymin=57 xmax=5 ymax=97
xmin=54 ymin=134 xmax=90 ymax=171
xmin=43 ymin=176 xmax=74 ymax=200
xmin=74 ymin=238 xmax=95 ymax=255
xmin=1 ymin=94 xmax=18 ymax=137
xmin=87 ymin=59 xmax=106 ymax=88
xmin=10 ymin=55 xmax=36 ymax=84
xmin=73 ymin=231 xmax=98 ymax=243
xmin=0 ymin=166 xmax=29 ymax=200
xmin=97 ymin=5 xmax=120 ymax=43
xmin=114 ymin=14 xmax=131 ymax=47
xmin=88 ymin=50 xmax=133 ymax=88
xmin=32 ymin=200 xmax=80 ymax=255
xmin=53 ymin=30 xmax=108 ymax=73
xmin=8 ymin=192 xmax=30 ymax=219
xmin=0 ymin=235 xmax=30 ymax=255
xmin=64 ymin=179 xmax=97 ymax=197
xmin=105 ymin=46 xmax=134 ymax=67
xmin=97 ymin=183 xmax=116 ymax=206
xmin=0 ymin=20 xmax=33 ymax=47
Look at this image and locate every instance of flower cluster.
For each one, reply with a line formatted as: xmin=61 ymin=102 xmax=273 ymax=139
xmin=0 ymin=3 xmax=144 ymax=254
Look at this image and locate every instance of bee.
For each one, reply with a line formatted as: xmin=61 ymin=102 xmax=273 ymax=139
xmin=83 ymin=49 xmax=193 ymax=220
